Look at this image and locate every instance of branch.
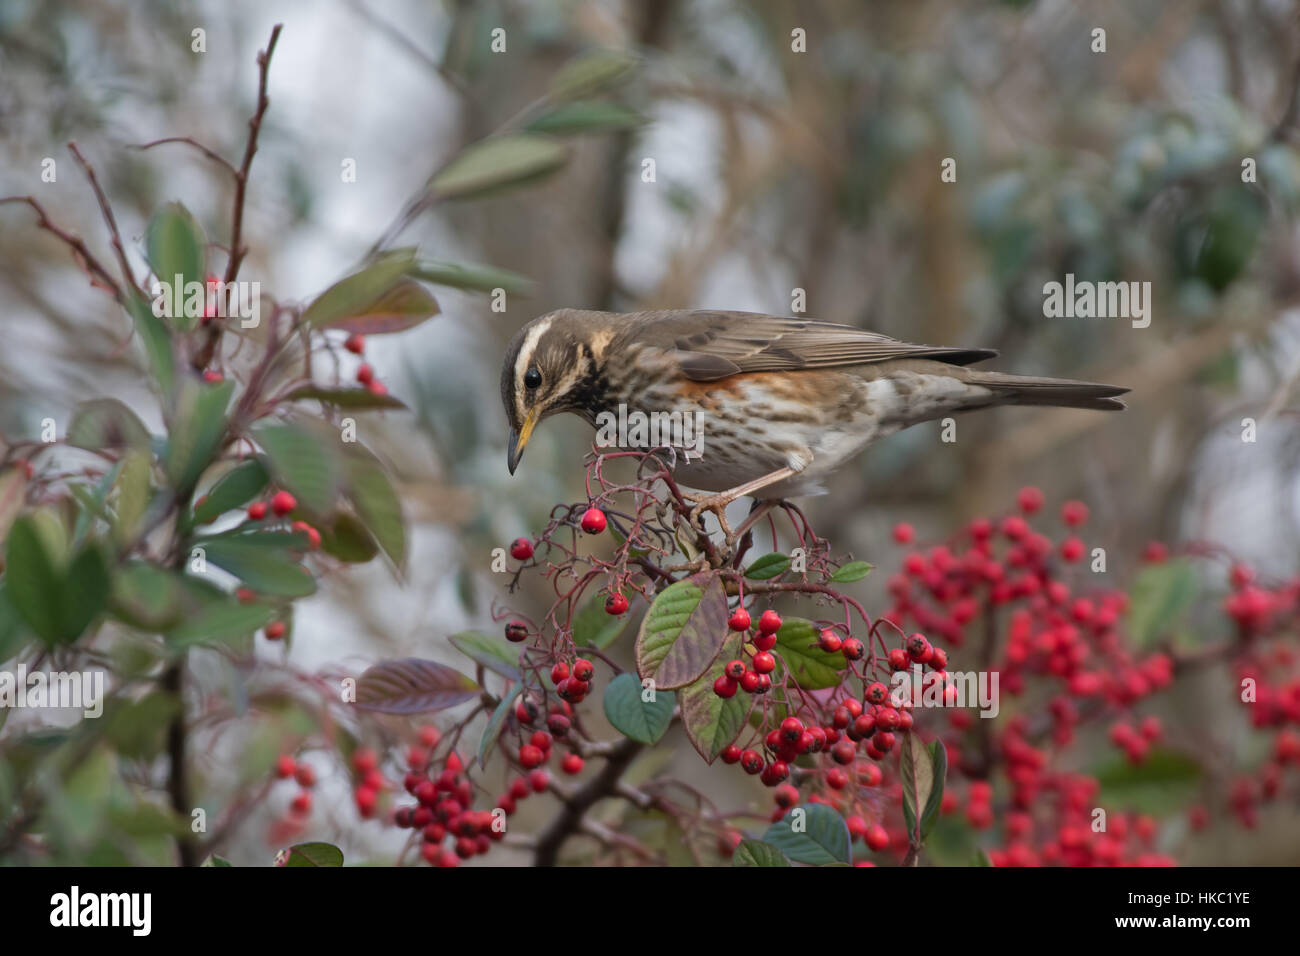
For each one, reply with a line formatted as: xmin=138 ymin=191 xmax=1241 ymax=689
xmin=191 ymin=22 xmax=282 ymax=372
xmin=533 ymin=736 xmax=644 ymax=866
xmin=133 ymin=137 xmax=240 ymax=178
xmin=67 ymin=141 xmax=140 ymax=294
xmin=0 ymin=196 xmax=123 ymax=301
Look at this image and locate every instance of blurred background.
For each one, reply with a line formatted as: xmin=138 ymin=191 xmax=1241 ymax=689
xmin=2 ymin=0 xmax=1299 ymax=864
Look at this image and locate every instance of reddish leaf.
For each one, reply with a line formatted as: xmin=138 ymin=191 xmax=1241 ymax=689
xmin=354 ymin=658 xmax=479 ymax=714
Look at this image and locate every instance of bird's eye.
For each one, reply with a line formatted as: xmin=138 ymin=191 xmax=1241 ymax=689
xmin=524 ymin=367 xmax=542 ymax=390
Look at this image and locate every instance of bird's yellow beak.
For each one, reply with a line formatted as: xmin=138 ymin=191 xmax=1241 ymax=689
xmin=508 ymin=408 xmax=540 ymax=475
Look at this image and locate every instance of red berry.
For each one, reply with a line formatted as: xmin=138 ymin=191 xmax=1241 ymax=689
xmin=605 ymin=592 xmax=628 ymax=615
xmin=865 ymin=824 xmax=889 ymax=851
xmin=888 ymin=648 xmax=910 ymax=671
xmin=290 ymin=791 xmax=313 ymax=815
xmin=518 ymin=744 xmax=545 ymax=769
xmin=275 ymin=755 xmax=296 ymax=779
xmin=724 ymin=659 xmax=746 ymax=680
xmin=841 ymin=638 xmax=864 ymax=661
xmin=757 ymin=610 xmax=782 ymax=634
xmin=504 ymin=620 xmax=528 ymax=643
xmin=865 ymin=682 xmax=889 ymax=705
xmin=893 ymin=522 xmax=914 ymax=544
xmin=713 ymin=675 xmax=739 ymax=698
xmin=528 ymin=770 xmax=549 ymax=792
xmin=509 ymin=538 xmax=534 ymax=560
xmin=560 ymin=753 xmax=584 ymax=775
xmin=556 ymin=677 xmax=587 ymax=702
xmin=752 ymin=632 xmax=777 ymax=651
xmin=344 ymin=333 xmax=365 ymax=354
xmin=264 ymin=620 xmax=286 ymax=641
xmin=294 ymin=764 xmax=316 ymax=788
xmin=529 ymin=730 xmax=553 ymax=751
xmin=929 ymin=647 xmax=948 ymax=669
xmin=739 ymin=670 xmax=761 ymax=693
xmin=356 ymin=363 xmax=375 ymax=385
xmin=351 ymin=748 xmax=377 ymax=774
xmin=906 ymin=633 xmax=933 ymax=663
xmin=740 ymin=750 xmax=764 ymax=775
xmin=247 ymin=501 xmax=268 ymax=521
xmin=418 ymin=726 xmax=441 ymax=748
xmin=827 ymin=768 xmax=848 ymax=790
xmin=202 ymin=369 xmax=223 ymax=384
xmin=271 ymin=490 xmax=297 ymax=517
xmin=550 ymin=662 xmax=570 ymax=685
xmin=1017 ymin=486 xmax=1044 ymax=514
xmin=355 ymin=786 xmax=377 ymax=818
xmin=831 ymin=741 xmax=855 ymax=764
xmin=514 ymin=699 xmax=537 ymax=724
xmin=818 ymin=629 xmax=843 ymax=653
xmin=760 ymin=761 xmax=789 ymax=786
xmin=367 ymin=380 xmax=388 ymax=397
xmin=546 ymin=713 xmax=571 ymax=737
xmin=580 ymin=507 xmax=607 ymax=534
xmin=291 ymin=520 xmax=321 ymax=550
xmin=728 ymin=608 xmax=752 ymax=632
xmin=721 ymin=744 xmax=742 ymax=764
xmin=752 ymin=651 xmax=776 ymax=674
xmin=572 ymin=659 xmax=595 ymax=683
xmin=1060 ymin=536 xmax=1084 ymax=562
xmin=1062 ymin=500 xmax=1089 ymax=527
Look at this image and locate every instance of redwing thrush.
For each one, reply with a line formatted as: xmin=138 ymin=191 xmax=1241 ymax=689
xmin=501 ymin=309 xmax=1127 ymax=508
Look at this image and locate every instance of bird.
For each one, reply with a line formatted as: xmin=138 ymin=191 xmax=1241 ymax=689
xmin=500 ymin=309 xmax=1127 ymax=518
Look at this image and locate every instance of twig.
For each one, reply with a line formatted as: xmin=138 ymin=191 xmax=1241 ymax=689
xmin=67 ymin=141 xmax=140 ymax=294
xmin=534 ymin=736 xmax=643 ymax=866
xmin=0 ymin=196 xmax=123 ymax=301
xmin=133 ymin=137 xmax=240 ymax=178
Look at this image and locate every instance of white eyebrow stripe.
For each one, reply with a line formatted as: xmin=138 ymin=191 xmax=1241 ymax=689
xmin=514 ymin=315 xmax=554 ymax=419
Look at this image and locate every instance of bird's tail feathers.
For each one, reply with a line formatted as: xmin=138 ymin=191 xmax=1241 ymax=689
xmin=967 ymin=371 xmax=1129 ymax=411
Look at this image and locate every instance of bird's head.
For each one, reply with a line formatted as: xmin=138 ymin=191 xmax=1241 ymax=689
xmin=500 ymin=310 xmax=616 ymax=474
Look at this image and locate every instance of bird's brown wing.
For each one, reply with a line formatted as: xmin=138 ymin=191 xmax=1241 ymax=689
xmin=625 ymin=310 xmax=998 ymax=382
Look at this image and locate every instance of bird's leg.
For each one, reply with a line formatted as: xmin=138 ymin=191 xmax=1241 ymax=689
xmin=682 ymin=466 xmax=799 ymax=533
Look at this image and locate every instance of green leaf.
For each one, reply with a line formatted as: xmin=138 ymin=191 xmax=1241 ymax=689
xmin=283 ymin=385 xmax=407 ymax=411
xmin=830 ymin=560 xmax=873 ymax=583
xmin=125 ymin=293 xmax=175 ymax=396
xmin=301 ymin=248 xmax=418 ymax=329
xmin=478 ymin=684 xmax=521 ymax=769
xmin=762 ymin=805 xmax=851 ymax=865
xmin=67 ymin=398 xmax=152 ymax=452
xmin=354 ymin=658 xmax=479 ymax=714
xmin=572 ymin=591 xmax=632 ymax=650
xmin=603 ymin=672 xmax=675 ymax=744
xmin=1125 ymin=558 xmax=1198 ymax=649
xmin=318 ymin=511 xmax=380 ymax=563
xmin=5 ymin=517 xmax=109 ymax=646
xmin=447 ymin=631 xmax=522 ymax=681
xmin=1093 ymin=747 xmax=1202 ymax=814
xmin=901 ymin=734 xmax=947 ymax=844
xmin=732 ymin=839 xmax=791 ymax=867
xmin=634 ymin=572 xmax=730 ymax=690
xmin=744 ymin=552 xmax=790 ymax=580
xmin=773 ymin=617 xmax=846 ymax=689
xmin=146 ymin=202 xmax=207 ymax=331
xmin=192 ymin=458 xmax=269 ymax=525
xmin=198 ymin=535 xmax=316 ymax=598
xmin=113 ymin=451 xmax=153 ymax=547
xmin=527 ymin=101 xmax=645 ymax=135
xmin=166 ymin=598 xmax=276 ymax=650
xmin=253 ymin=421 xmax=342 ymax=516
xmin=0 ymin=467 xmax=27 ymax=547
xmin=429 ymin=134 xmax=569 ymax=201
xmin=203 ymin=855 xmax=233 ymax=867
xmin=678 ymin=633 xmax=748 ymax=763
xmin=110 ymin=562 xmax=186 ymax=630
xmin=973 ymin=848 xmax=993 ymax=867
xmin=166 ymin=378 xmax=234 ymax=496
xmin=411 ymin=260 xmax=534 ymax=295
xmin=310 ymin=278 xmax=438 ymax=336
xmin=103 ymin=692 xmax=180 ymax=758
xmin=549 ymin=49 xmax=637 ymax=101
xmin=279 ymin=842 xmax=344 ymax=867
xmin=342 ymin=446 xmax=404 ymax=569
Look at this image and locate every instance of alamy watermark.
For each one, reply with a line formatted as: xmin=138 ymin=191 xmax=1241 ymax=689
xmin=890 ymin=665 xmax=1000 ymax=718
xmin=594 ymin=403 xmax=705 ymax=460
xmin=1042 ymin=273 xmax=1151 ymax=329
xmin=0 ymin=665 xmax=104 ymax=718
xmin=151 ymin=275 xmax=260 ymax=328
